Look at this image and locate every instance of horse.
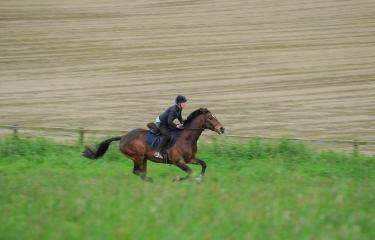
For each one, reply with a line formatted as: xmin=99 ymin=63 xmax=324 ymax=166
xmin=82 ymin=108 xmax=225 ymax=182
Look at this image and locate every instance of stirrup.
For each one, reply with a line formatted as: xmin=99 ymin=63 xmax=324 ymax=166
xmin=154 ymin=152 xmax=163 ymax=159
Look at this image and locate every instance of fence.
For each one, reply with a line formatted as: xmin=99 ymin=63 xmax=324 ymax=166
xmin=0 ymin=125 xmax=374 ymax=155
xmin=0 ymin=125 xmax=126 ymax=144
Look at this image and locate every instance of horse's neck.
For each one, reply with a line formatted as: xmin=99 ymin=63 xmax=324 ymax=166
xmin=181 ymin=116 xmax=204 ymax=142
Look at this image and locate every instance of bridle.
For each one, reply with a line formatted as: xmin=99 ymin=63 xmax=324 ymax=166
xmin=203 ymin=113 xmax=221 ymax=131
xmin=184 ymin=113 xmax=221 ymax=132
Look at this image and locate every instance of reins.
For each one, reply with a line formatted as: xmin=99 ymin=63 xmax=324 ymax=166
xmin=183 ymin=128 xmax=206 ymax=131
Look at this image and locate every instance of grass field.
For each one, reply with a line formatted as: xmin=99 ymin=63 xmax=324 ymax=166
xmin=1 ymin=136 xmax=374 ymax=239
xmin=1 ymin=1 xmax=375 ymax=238
xmin=1 ymin=0 xmax=375 ymax=154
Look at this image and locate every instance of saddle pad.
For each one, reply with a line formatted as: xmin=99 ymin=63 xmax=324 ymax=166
xmin=146 ymin=132 xmax=177 ymax=150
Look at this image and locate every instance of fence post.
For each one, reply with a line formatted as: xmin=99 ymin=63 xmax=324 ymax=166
xmin=353 ymin=139 xmax=358 ymax=156
xmin=11 ymin=125 xmax=18 ymax=138
xmin=79 ymin=128 xmax=85 ymax=144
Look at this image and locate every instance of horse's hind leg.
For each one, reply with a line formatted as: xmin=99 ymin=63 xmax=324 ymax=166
xmin=132 ymin=159 xmax=153 ymax=182
xmin=174 ymin=161 xmax=193 ymax=182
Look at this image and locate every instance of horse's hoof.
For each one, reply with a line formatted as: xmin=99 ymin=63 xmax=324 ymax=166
xmin=195 ymin=174 xmax=203 ymax=183
xmin=142 ymin=176 xmax=153 ymax=182
xmin=173 ymin=176 xmax=180 ymax=182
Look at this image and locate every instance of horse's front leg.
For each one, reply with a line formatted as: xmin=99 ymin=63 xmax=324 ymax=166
xmin=190 ymin=158 xmax=207 ymax=182
xmin=174 ymin=161 xmax=194 ymax=181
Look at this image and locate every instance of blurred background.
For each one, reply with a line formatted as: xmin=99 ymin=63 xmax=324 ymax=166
xmin=1 ymin=0 xmax=374 ymax=152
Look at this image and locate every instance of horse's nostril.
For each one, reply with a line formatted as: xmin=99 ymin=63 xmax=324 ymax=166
xmin=221 ymin=127 xmax=225 ymax=133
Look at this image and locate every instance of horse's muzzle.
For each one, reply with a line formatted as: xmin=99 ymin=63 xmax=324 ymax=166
xmin=215 ymin=127 xmax=225 ymax=134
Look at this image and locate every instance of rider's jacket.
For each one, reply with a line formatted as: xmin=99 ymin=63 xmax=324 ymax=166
xmin=158 ymin=104 xmax=183 ymax=129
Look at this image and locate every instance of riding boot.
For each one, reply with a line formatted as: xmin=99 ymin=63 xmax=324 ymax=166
xmin=156 ymin=135 xmax=170 ymax=153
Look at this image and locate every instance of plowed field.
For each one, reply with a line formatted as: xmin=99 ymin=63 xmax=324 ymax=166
xmin=1 ymin=0 xmax=374 ymax=149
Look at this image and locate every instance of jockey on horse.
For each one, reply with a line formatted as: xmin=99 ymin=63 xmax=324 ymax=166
xmin=154 ymin=95 xmax=188 ymax=159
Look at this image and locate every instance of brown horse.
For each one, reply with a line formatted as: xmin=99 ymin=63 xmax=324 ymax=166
xmin=82 ymin=108 xmax=225 ymax=182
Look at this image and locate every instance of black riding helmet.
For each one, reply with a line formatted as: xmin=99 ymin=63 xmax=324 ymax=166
xmin=175 ymin=95 xmax=188 ymax=104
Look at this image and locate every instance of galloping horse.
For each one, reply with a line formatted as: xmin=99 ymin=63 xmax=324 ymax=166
xmin=82 ymin=108 xmax=225 ymax=182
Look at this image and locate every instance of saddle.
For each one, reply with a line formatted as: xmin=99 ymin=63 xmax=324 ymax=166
xmin=146 ymin=122 xmax=176 ymax=164
xmin=146 ymin=122 xmax=176 ymax=149
xmin=147 ymin=122 xmax=161 ymax=135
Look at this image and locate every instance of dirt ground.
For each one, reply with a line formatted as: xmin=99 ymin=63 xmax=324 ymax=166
xmin=1 ymin=0 xmax=374 ymax=153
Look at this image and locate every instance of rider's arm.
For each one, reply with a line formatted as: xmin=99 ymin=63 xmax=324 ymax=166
xmin=167 ymin=109 xmax=178 ymax=129
xmin=177 ymin=113 xmax=183 ymax=124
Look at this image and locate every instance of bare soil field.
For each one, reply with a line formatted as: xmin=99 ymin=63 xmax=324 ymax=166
xmin=1 ymin=0 xmax=375 ymax=152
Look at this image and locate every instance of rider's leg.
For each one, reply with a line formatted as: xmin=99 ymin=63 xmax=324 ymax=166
xmin=155 ymin=123 xmax=170 ymax=158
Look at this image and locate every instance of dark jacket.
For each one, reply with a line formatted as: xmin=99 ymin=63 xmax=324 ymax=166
xmin=158 ymin=104 xmax=183 ymax=129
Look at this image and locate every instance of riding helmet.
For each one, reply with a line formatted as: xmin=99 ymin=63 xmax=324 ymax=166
xmin=175 ymin=95 xmax=188 ymax=104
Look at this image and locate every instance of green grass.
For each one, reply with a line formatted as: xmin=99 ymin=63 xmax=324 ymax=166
xmin=0 ymin=135 xmax=374 ymax=240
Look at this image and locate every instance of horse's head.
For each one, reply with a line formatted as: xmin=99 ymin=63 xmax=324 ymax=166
xmin=200 ymin=108 xmax=225 ymax=134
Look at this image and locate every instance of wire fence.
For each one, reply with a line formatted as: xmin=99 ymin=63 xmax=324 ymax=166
xmin=1 ymin=125 xmax=374 ymax=156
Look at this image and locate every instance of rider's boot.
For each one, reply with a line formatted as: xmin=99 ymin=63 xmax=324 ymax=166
xmin=154 ymin=151 xmax=163 ymax=159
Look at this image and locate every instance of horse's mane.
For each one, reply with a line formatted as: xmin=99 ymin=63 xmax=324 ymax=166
xmin=184 ymin=108 xmax=209 ymax=126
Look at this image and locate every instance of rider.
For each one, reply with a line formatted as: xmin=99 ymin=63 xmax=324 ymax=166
xmin=154 ymin=95 xmax=188 ymax=159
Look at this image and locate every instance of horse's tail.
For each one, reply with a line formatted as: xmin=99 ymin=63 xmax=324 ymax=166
xmin=82 ymin=136 xmax=122 ymax=160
